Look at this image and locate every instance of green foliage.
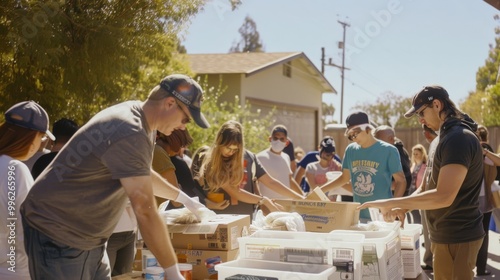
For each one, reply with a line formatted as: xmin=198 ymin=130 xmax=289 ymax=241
xmin=353 ymin=92 xmax=419 ymax=128
xmin=229 ymin=15 xmax=264 ymax=53
xmin=462 ymin=15 xmax=500 ymax=125
xmin=322 ymin=101 xmax=336 ymax=125
xmin=0 ymin=0 xmax=203 ymax=125
xmin=187 ymin=77 xmax=276 ymax=154
xmin=483 ymin=84 xmax=500 ymax=126
xmin=476 ymin=17 xmax=500 ymax=92
xmin=459 ymin=90 xmax=489 ymax=124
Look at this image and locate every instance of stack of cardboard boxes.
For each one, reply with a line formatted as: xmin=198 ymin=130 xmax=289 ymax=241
xmin=168 ymin=214 xmax=250 ymax=280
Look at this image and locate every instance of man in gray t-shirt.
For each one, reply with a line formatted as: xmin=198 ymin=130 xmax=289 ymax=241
xmin=21 ymin=74 xmax=210 ymax=280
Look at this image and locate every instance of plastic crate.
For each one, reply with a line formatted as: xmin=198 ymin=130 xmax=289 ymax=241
xmin=400 ymin=223 xmax=422 ymax=250
xmin=334 ymin=221 xmax=404 ymax=280
xmin=401 ymin=249 xmax=421 ymax=279
xmin=215 ymin=259 xmax=335 ymax=280
xmin=238 ymin=229 xmax=364 ymax=280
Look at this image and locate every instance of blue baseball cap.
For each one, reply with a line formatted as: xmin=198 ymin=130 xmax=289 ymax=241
xmin=159 ymin=74 xmax=210 ymax=129
xmin=5 ymin=101 xmax=55 ymax=140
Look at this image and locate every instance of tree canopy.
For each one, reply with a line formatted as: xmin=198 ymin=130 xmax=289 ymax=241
xmin=460 ymin=15 xmax=500 ymax=126
xmin=229 ymin=15 xmax=264 ymax=53
xmin=322 ymin=101 xmax=336 ymax=125
xmin=353 ymin=92 xmax=419 ymax=128
xmin=0 ymin=0 xmax=204 ymax=124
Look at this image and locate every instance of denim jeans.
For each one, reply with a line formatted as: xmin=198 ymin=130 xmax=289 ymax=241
xmin=106 ymin=231 xmax=136 ymax=276
xmin=23 ymin=219 xmax=111 ymax=280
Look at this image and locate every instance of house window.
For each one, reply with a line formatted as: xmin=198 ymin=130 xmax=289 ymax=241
xmin=283 ymin=62 xmax=292 ymax=78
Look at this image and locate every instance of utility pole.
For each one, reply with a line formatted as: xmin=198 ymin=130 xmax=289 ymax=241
xmin=338 ymin=20 xmax=349 ymax=124
xmin=321 ymin=20 xmax=350 ymax=123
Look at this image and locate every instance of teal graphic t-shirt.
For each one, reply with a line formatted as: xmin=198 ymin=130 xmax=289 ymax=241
xmin=343 ymin=140 xmax=403 ymax=220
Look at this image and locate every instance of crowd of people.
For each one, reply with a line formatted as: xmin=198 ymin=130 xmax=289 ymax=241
xmin=2 ymin=75 xmax=500 ymax=280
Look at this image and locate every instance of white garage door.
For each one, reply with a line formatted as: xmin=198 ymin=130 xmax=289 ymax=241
xmin=248 ymin=98 xmax=318 ymax=152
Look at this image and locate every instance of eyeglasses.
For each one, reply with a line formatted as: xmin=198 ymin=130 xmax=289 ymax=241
xmin=223 ymin=146 xmax=239 ymax=154
xmin=41 ymin=135 xmax=48 ymax=142
xmin=416 ymin=105 xmax=429 ymax=118
xmin=347 ymin=130 xmax=361 ymax=141
xmin=175 ymin=102 xmax=191 ymax=124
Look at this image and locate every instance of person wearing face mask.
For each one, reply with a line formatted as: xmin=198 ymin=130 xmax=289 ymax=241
xmin=256 ymin=125 xmax=304 ymax=199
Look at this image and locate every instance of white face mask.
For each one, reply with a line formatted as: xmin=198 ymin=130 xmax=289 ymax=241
xmin=270 ymin=140 xmax=287 ymax=152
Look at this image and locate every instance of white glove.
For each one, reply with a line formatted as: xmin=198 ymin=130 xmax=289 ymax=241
xmin=175 ymin=191 xmax=212 ymax=220
xmin=164 ymin=264 xmax=184 ymax=280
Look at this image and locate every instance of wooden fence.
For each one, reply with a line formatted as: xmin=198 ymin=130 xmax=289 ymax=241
xmin=323 ymin=126 xmax=500 ymax=159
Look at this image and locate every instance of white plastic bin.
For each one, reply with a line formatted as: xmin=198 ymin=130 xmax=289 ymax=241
xmin=401 ymin=248 xmax=421 ymax=279
xmin=400 ymin=223 xmax=422 ymax=250
xmin=238 ymin=229 xmax=364 ymax=280
xmin=215 ymin=259 xmax=335 ymax=280
xmin=334 ymin=221 xmax=404 ymax=280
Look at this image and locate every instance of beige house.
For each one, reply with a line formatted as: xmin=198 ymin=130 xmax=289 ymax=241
xmin=187 ymin=52 xmax=336 ymax=151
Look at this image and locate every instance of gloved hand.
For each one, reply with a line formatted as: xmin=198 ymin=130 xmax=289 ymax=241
xmin=175 ymin=191 xmax=215 ymax=221
xmin=164 ymin=264 xmax=185 ymax=280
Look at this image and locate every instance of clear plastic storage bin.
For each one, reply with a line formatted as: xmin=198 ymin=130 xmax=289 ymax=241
xmin=215 ymin=259 xmax=335 ymax=280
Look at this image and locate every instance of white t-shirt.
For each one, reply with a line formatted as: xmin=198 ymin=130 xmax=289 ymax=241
xmin=256 ymin=149 xmax=292 ymax=199
xmin=113 ymin=201 xmax=137 ymax=233
xmin=0 ymin=155 xmax=32 ymax=279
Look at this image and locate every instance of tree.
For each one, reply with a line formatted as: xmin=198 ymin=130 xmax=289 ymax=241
xmin=460 ymin=15 xmax=500 ymax=125
xmin=229 ymin=16 xmax=264 ymax=53
xmin=188 ymin=76 xmax=276 ymax=154
xmin=353 ymin=92 xmax=419 ymax=128
xmin=322 ymin=101 xmax=336 ymax=126
xmin=0 ymin=0 xmax=244 ymax=125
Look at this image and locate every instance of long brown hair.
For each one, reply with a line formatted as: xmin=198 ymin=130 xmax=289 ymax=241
xmin=200 ymin=120 xmax=244 ymax=192
xmin=0 ymin=122 xmax=40 ymax=158
xmin=156 ymin=129 xmax=193 ymax=153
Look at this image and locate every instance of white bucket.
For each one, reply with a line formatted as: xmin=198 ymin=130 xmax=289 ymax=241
xmin=144 ymin=266 xmax=164 ymax=280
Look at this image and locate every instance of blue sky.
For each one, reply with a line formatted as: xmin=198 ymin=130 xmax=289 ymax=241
xmin=182 ymin=0 xmax=498 ymax=123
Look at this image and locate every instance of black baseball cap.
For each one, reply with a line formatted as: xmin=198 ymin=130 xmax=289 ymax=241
xmin=404 ymin=85 xmax=449 ymax=118
xmin=320 ymin=136 xmax=335 ymax=153
xmin=5 ymin=101 xmax=55 ymax=140
xmin=345 ymin=111 xmax=373 ymax=134
xmin=159 ymin=74 xmax=210 ymax=128
xmin=271 ymin=125 xmax=288 ymax=136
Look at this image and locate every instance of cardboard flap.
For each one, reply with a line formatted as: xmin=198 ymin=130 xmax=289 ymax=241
xmin=166 ymin=214 xmax=249 ymax=235
xmin=305 ymin=187 xmax=330 ymax=201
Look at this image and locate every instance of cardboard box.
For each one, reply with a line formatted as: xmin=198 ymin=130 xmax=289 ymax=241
xmin=168 ymin=214 xmax=250 ymax=250
xmin=275 ymin=199 xmax=360 ymax=232
xmin=174 ymin=248 xmax=239 ymax=280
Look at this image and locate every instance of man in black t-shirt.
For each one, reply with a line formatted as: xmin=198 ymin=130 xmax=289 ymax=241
xmin=31 ymin=118 xmax=79 ymax=179
xmin=359 ymin=85 xmax=484 ymax=279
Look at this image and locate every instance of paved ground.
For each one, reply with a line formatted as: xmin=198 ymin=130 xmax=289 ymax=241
xmin=414 ymin=230 xmax=500 ymax=280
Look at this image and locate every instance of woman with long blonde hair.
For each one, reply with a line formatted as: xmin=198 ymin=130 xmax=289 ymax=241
xmin=409 ymin=144 xmax=428 ymax=194
xmin=192 ymin=120 xmax=292 ymax=217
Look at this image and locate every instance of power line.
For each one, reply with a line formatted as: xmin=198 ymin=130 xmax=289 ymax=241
xmin=321 ymin=20 xmax=350 ymax=123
